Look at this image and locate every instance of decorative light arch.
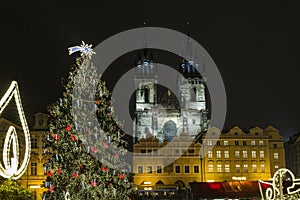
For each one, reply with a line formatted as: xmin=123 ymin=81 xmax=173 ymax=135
xmin=0 ymin=81 xmax=31 ymax=179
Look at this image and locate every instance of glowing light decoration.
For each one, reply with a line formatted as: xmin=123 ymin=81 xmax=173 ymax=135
xmin=65 ymin=191 xmax=70 ymax=200
xmin=258 ymin=168 xmax=300 ymax=199
xmin=68 ymin=41 xmax=96 ymax=58
xmin=0 ymin=81 xmax=31 ymax=179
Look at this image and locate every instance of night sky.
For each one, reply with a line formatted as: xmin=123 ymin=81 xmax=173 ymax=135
xmin=0 ymin=1 xmax=299 ymax=140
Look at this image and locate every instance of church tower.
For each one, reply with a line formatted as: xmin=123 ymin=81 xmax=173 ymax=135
xmin=178 ymin=36 xmax=209 ymax=137
xmin=133 ymin=47 xmax=158 ymax=141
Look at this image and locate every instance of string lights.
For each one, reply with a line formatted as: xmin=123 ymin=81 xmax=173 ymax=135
xmin=0 ymin=81 xmax=31 ymax=179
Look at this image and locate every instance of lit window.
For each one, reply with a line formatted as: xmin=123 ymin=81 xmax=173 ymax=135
xmin=251 ymin=141 xmax=256 ymax=146
xmin=225 ymin=164 xmax=230 ymax=172
xmin=251 ymin=151 xmax=256 ymax=158
xmin=235 ymin=141 xmax=239 ymax=146
xmin=243 ymin=151 xmax=248 ymax=158
xmin=208 ymin=164 xmax=213 ymax=172
xmin=156 ymin=166 xmax=162 ymax=173
xmin=208 ymin=151 xmax=213 ymax=158
xmin=217 ymin=164 xmax=222 ymax=172
xmin=224 ymin=141 xmax=229 ymax=146
xmin=138 ymin=166 xmax=143 ymax=174
xmin=252 ymin=164 xmax=257 ymax=173
xmin=31 ymin=162 xmax=37 ymax=175
xmin=260 ymin=151 xmax=264 ymax=158
xmin=275 ymin=165 xmax=279 ymax=169
xmin=235 ymin=151 xmax=240 ymax=158
xmin=216 ymin=151 xmax=221 ymax=158
xmin=224 ymin=151 xmax=229 ymax=158
xmin=175 ymin=165 xmax=181 ymax=173
xmin=274 ymin=153 xmax=279 ymax=160
xmin=261 ymin=164 xmax=265 ymax=172
xmin=207 ymin=140 xmax=213 ymax=146
xmin=31 ymin=138 xmax=38 ymax=148
xmin=243 ymin=164 xmax=248 ymax=173
xmin=185 ymin=165 xmax=190 ymax=173
xmin=147 ymin=166 xmax=153 ymax=174
xmin=194 ymin=166 xmax=199 ymax=173
xmin=259 ymin=141 xmax=264 ymax=146
xmin=235 ymin=164 xmax=240 ymax=173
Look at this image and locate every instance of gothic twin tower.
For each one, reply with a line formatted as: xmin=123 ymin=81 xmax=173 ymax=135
xmin=133 ymin=39 xmax=210 ymax=143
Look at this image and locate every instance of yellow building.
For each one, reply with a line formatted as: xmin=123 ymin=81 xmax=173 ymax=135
xmin=133 ymin=126 xmax=285 ymax=190
xmin=0 ymin=113 xmax=48 ymax=200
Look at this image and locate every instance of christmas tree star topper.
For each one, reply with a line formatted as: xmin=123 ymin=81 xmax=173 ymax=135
xmin=68 ymin=41 xmax=96 ymax=58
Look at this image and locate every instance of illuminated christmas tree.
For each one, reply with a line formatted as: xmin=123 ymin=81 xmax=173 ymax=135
xmin=42 ymin=43 xmax=133 ymax=200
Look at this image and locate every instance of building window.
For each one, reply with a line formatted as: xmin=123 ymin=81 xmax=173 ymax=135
xmin=216 ymin=151 xmax=221 ymax=158
xmin=216 ymin=141 xmax=220 ymax=146
xmin=224 ymin=151 xmax=229 ymax=158
xmin=273 ymin=144 xmax=278 ymax=148
xmin=31 ymin=162 xmax=37 ymax=175
xmin=235 ymin=140 xmax=239 ymax=146
xmin=252 ymin=164 xmax=257 ymax=173
xmin=260 ymin=151 xmax=265 ymax=158
xmin=235 ymin=151 xmax=240 ymax=158
xmin=235 ymin=164 xmax=240 ymax=173
xmin=192 ymin=119 xmax=196 ymax=125
xmin=251 ymin=151 xmax=256 ymax=158
xmin=147 ymin=166 xmax=153 ymax=174
xmin=175 ymin=165 xmax=181 ymax=173
xmin=194 ymin=165 xmax=199 ymax=173
xmin=242 ymin=141 xmax=247 ymax=146
xmin=225 ymin=164 xmax=230 ymax=172
xmin=259 ymin=141 xmax=264 ymax=146
xmin=208 ymin=151 xmax=213 ymax=158
xmin=251 ymin=141 xmax=256 ymax=146
xmin=208 ymin=164 xmax=213 ymax=172
xmin=175 ymin=149 xmax=179 ymax=155
xmin=138 ymin=166 xmax=143 ymax=174
xmin=224 ymin=140 xmax=229 ymax=146
xmin=261 ymin=164 xmax=265 ymax=173
xmin=275 ymin=165 xmax=279 ymax=169
xmin=243 ymin=151 xmax=248 ymax=158
xmin=185 ymin=165 xmax=190 ymax=173
xmin=217 ymin=164 xmax=222 ymax=172
xmin=207 ymin=140 xmax=213 ymax=146
xmin=31 ymin=138 xmax=38 ymax=148
xmin=243 ymin=164 xmax=248 ymax=173
xmin=274 ymin=153 xmax=279 ymax=160
xmin=156 ymin=166 xmax=162 ymax=173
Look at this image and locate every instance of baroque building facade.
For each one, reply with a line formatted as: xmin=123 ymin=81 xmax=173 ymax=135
xmin=133 ymin=126 xmax=285 ymax=190
xmin=0 ymin=113 xmax=48 ymax=200
xmin=285 ymin=132 xmax=300 ymax=177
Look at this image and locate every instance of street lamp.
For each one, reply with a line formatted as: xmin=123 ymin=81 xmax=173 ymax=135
xmin=194 ymin=129 xmax=207 ymax=182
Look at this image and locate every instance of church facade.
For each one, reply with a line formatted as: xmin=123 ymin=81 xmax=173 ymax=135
xmin=133 ymin=45 xmax=209 ymax=143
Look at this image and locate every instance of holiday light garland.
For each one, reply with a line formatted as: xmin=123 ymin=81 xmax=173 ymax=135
xmin=258 ymin=168 xmax=300 ymax=199
xmin=0 ymin=81 xmax=31 ymax=179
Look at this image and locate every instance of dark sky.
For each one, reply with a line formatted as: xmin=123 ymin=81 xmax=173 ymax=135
xmin=0 ymin=1 xmax=299 ymax=140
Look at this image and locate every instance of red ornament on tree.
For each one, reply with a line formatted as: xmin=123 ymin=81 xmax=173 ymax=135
xmin=91 ymin=146 xmax=98 ymax=153
xmin=52 ymin=134 xmax=60 ymax=140
xmin=57 ymin=168 xmax=61 ymax=175
xmin=66 ymin=123 xmax=71 ymax=131
xmin=118 ymin=173 xmax=125 ymax=179
xmin=46 ymin=171 xmax=52 ymax=177
xmin=90 ymin=179 xmax=97 ymax=187
xmin=101 ymin=166 xmax=108 ymax=172
xmin=103 ymin=142 xmax=108 ymax=149
xmin=49 ymin=185 xmax=55 ymax=193
xmin=70 ymin=135 xmax=76 ymax=142
xmin=72 ymin=172 xmax=78 ymax=178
